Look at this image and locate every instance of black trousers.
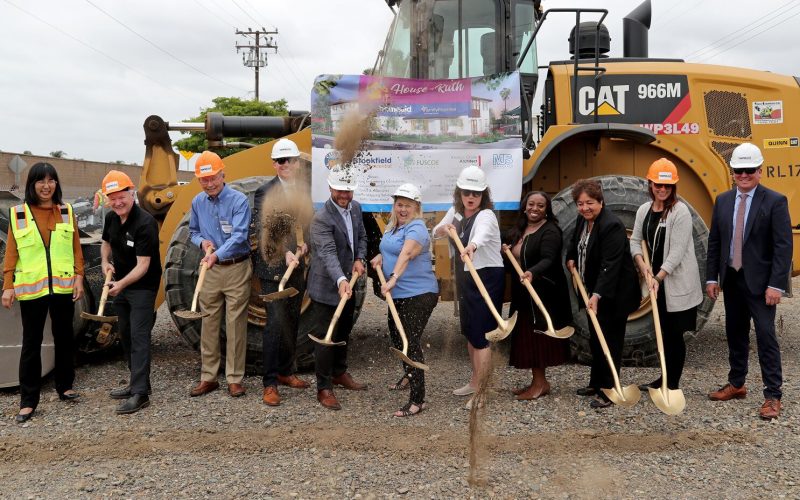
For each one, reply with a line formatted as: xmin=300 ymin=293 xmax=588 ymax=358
xmin=587 ymin=310 xmax=626 ymax=391
xmin=387 ymin=292 xmax=438 ymax=405
xmin=261 ymin=273 xmax=305 ymax=387
xmin=19 ymin=293 xmax=75 ymax=409
xmin=723 ymin=267 xmax=783 ymax=399
xmin=114 ymin=289 xmax=156 ymax=395
xmin=311 ymin=297 xmax=356 ymax=391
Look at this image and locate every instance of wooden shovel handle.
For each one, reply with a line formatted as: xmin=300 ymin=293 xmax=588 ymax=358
xmin=278 ymin=260 xmax=299 ymax=292
xmin=640 ymin=241 xmax=669 ymax=388
xmin=295 ymin=225 xmax=305 ymax=248
xmin=190 ymin=247 xmax=214 ymax=313
xmin=323 ymin=271 xmax=360 ymax=342
xmin=375 ymin=267 xmax=409 ymax=355
xmin=569 ymin=267 xmax=625 ymax=394
xmin=446 ymin=227 xmax=505 ymax=326
xmin=96 ymin=269 xmax=114 ymax=317
xmin=503 ymin=247 xmax=557 ymax=334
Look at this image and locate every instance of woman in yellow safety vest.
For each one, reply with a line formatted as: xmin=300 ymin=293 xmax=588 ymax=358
xmin=2 ymin=162 xmax=85 ymax=423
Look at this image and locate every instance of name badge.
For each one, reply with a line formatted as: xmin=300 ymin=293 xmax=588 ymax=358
xmin=220 ymin=220 xmax=232 ymax=234
xmin=126 ymin=240 xmax=135 ymax=247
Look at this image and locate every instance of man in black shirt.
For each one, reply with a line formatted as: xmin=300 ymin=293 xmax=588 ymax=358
xmin=99 ymin=171 xmax=162 ymax=414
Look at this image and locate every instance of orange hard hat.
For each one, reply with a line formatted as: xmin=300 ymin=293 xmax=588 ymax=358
xmin=101 ymin=170 xmax=135 ymax=195
xmin=194 ymin=151 xmax=225 ymax=178
xmin=646 ymin=158 xmax=679 ymax=184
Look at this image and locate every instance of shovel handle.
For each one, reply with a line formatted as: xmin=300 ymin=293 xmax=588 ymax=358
xmin=322 ymin=271 xmax=360 ymax=342
xmin=503 ymin=247 xmax=557 ymax=335
xmin=190 ymin=247 xmax=214 ymax=313
xmin=447 ymin=227 xmax=506 ymax=328
xmin=278 ymin=260 xmax=299 ymax=292
xmin=295 ymin=225 xmax=305 ymax=248
xmin=96 ymin=269 xmax=114 ymax=317
xmin=640 ymin=242 xmax=670 ymax=390
xmin=570 ymin=267 xmax=626 ymax=395
xmin=375 ymin=267 xmax=409 ymax=355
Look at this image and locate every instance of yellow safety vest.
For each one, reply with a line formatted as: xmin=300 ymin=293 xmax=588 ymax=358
xmin=9 ymin=203 xmax=76 ymax=300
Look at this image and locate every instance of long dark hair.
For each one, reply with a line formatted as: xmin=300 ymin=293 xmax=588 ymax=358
xmin=648 ymin=181 xmax=678 ymax=220
xmin=505 ymin=191 xmax=556 ymax=245
xmin=24 ymin=162 xmax=63 ymax=206
xmin=453 ymin=186 xmax=494 ymax=214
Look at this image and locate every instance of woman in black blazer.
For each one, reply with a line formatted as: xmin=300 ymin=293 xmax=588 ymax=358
xmin=565 ymin=179 xmax=641 ymax=409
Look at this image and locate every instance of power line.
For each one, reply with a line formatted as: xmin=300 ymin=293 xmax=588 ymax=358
xmin=230 ymin=0 xmax=262 ymax=27
xmin=83 ymin=0 xmax=248 ymax=93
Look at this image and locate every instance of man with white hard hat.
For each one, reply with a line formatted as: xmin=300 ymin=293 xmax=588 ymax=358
xmin=706 ymin=142 xmax=792 ymax=419
xmin=306 ymin=166 xmax=368 ymax=410
xmin=252 ymin=138 xmax=313 ymax=406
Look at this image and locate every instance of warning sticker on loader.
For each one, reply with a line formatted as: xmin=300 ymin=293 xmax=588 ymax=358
xmin=753 ymin=100 xmax=783 ymax=124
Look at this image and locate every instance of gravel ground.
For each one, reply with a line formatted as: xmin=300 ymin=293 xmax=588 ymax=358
xmin=1 ymin=277 xmax=800 ymax=499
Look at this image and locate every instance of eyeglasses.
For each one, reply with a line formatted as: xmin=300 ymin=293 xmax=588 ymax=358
xmin=733 ymin=167 xmax=758 ymax=175
xmin=275 ymin=158 xmax=295 ymax=165
xmin=35 ymin=179 xmax=57 ymax=186
xmin=461 ymin=190 xmax=483 ymax=198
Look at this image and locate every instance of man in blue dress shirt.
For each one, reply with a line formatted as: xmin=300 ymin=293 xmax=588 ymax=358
xmin=187 ymin=151 xmax=253 ymax=398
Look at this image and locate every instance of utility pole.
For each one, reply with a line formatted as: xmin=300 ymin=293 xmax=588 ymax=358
xmin=235 ymin=28 xmax=278 ymax=101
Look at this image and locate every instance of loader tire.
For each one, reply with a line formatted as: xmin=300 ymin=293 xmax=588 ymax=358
xmin=551 ymin=175 xmax=714 ymax=367
xmin=164 ymin=176 xmax=366 ymax=375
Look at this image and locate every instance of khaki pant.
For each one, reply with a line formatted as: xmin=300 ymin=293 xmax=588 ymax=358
xmin=199 ymin=259 xmax=252 ymax=384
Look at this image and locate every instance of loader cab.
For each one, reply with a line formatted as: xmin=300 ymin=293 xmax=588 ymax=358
xmin=377 ymin=0 xmax=541 ymax=134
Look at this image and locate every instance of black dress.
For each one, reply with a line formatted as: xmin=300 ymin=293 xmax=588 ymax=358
xmin=507 ymin=221 xmax=571 ymax=369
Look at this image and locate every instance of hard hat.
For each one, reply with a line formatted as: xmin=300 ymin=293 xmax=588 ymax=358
xmin=194 ymin=151 xmax=225 ymax=178
xmin=730 ymin=142 xmax=764 ymax=169
xmin=392 ymin=183 xmax=422 ymax=203
xmin=646 ymin=158 xmax=679 ymax=184
xmin=456 ymin=166 xmax=488 ymax=191
xmin=101 ymin=170 xmax=135 ymax=195
xmin=327 ymin=167 xmax=358 ymax=191
xmin=271 ymin=138 xmax=300 ymax=159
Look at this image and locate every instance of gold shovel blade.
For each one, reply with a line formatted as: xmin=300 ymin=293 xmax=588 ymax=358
xmin=390 ymin=348 xmax=429 ymax=371
xmin=602 ymin=385 xmax=642 ymax=407
xmin=80 ymin=312 xmax=118 ymax=323
xmin=484 ymin=311 xmax=518 ymax=342
xmin=260 ymin=288 xmax=299 ymax=302
xmin=648 ymin=386 xmax=686 ymax=415
xmin=548 ymin=325 xmax=575 ymax=339
xmin=307 ymin=333 xmax=346 ymax=347
xmin=174 ymin=310 xmax=208 ymax=320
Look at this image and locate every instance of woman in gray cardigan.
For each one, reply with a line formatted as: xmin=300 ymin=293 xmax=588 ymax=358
xmin=630 ymin=159 xmax=703 ymax=390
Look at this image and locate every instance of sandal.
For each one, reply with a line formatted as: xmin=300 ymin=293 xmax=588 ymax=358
xmin=394 ymin=401 xmax=425 ymax=417
xmin=388 ymin=373 xmax=411 ymax=391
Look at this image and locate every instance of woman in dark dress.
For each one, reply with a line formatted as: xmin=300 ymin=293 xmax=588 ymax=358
xmin=503 ymin=191 xmax=571 ymax=400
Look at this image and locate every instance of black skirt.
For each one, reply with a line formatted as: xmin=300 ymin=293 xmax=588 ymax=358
xmin=455 ymin=266 xmax=505 ymax=349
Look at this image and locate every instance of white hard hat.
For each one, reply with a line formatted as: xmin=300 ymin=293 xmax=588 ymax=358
xmin=730 ymin=142 xmax=764 ymax=169
xmin=456 ymin=166 xmax=488 ymax=191
xmin=271 ymin=138 xmax=300 ymax=159
xmin=392 ymin=183 xmax=421 ymax=203
xmin=327 ymin=167 xmax=358 ymax=191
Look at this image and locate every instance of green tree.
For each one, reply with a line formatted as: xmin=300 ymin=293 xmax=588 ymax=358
xmin=23 ymin=150 xmax=32 ymax=155
xmin=50 ymin=150 xmax=67 ymax=158
xmin=500 ymin=87 xmax=511 ymax=113
xmin=173 ymin=96 xmax=289 ymax=158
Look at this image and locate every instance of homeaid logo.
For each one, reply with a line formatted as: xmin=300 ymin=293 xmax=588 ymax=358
xmin=492 ymin=154 xmax=513 ymax=168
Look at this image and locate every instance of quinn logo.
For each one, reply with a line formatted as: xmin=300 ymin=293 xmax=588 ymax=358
xmin=578 ymin=84 xmax=629 ymax=116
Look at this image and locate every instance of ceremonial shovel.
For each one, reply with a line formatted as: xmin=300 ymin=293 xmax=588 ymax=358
xmin=570 ymin=267 xmax=641 ymax=407
xmin=641 ymin=241 xmax=686 ymax=415
xmin=308 ymin=272 xmax=360 ymax=347
xmin=261 ymin=226 xmax=304 ymax=302
xmin=81 ymin=269 xmax=118 ymax=343
xmin=447 ymin=227 xmax=517 ymax=342
xmin=503 ymin=247 xmax=574 ymax=339
xmin=174 ymin=247 xmax=213 ymax=320
xmin=375 ymin=267 xmax=429 ymax=371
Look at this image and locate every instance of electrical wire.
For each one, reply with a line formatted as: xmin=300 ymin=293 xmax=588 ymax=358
xmin=231 ymin=0 xmax=263 ymax=28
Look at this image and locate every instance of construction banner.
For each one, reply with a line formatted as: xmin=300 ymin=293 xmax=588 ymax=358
xmin=310 ymin=72 xmax=523 ymax=212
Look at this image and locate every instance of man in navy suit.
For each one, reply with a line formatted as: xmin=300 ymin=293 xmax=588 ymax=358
xmin=706 ymin=142 xmax=793 ymax=419
xmin=307 ymin=166 xmax=368 ymax=410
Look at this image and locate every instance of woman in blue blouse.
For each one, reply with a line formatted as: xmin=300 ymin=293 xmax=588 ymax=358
xmin=371 ymin=184 xmax=439 ymax=417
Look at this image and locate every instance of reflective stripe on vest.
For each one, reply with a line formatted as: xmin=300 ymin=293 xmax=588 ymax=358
xmin=9 ymin=203 xmax=76 ymax=300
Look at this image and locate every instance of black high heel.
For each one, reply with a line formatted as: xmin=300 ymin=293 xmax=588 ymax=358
xmin=15 ymin=408 xmax=35 ymax=423
xmin=58 ymin=391 xmax=81 ymax=401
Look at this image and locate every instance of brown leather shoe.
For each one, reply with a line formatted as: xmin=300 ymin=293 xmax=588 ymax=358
xmin=759 ymin=399 xmax=781 ymax=420
xmin=332 ymin=372 xmax=367 ymax=391
xmin=228 ymin=383 xmax=246 ymax=397
xmin=317 ymin=389 xmax=341 ymax=410
xmin=708 ymin=383 xmax=747 ymax=401
xmin=277 ymin=374 xmax=310 ymax=389
xmin=262 ymin=386 xmax=280 ymax=406
xmin=190 ymin=380 xmax=219 ymax=397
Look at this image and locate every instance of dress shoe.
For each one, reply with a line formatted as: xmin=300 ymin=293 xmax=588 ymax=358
xmin=452 ymin=383 xmax=476 ymax=396
xmin=190 ymin=380 xmax=220 ymax=397
xmin=317 ymin=389 xmax=341 ymax=410
xmin=15 ymin=408 xmax=35 ymax=423
xmin=590 ymin=393 xmax=613 ymax=409
xmin=516 ymin=381 xmax=550 ymax=401
xmin=228 ymin=383 xmax=246 ymax=397
xmin=262 ymin=386 xmax=281 ymax=406
xmin=638 ymin=379 xmax=661 ymax=392
xmin=332 ymin=372 xmax=367 ymax=391
xmin=708 ymin=383 xmax=747 ymax=401
xmin=576 ymin=386 xmax=597 ymax=396
xmin=759 ymin=399 xmax=781 ymax=420
xmin=116 ymin=394 xmax=150 ymax=415
xmin=58 ymin=391 xmax=81 ymax=401
xmin=277 ymin=374 xmax=310 ymax=389
xmin=110 ymin=386 xmax=152 ymax=400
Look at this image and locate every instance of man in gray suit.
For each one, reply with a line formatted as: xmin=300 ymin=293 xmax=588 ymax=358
xmin=706 ymin=142 xmax=793 ymax=420
xmin=308 ymin=167 xmax=368 ymax=410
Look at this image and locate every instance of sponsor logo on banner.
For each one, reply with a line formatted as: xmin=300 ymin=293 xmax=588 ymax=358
xmin=324 ymin=151 xmax=341 ymax=169
xmin=451 ymin=154 xmax=482 ymax=166
xmin=763 ymin=137 xmax=799 ymax=149
xmin=493 ymin=154 xmax=513 ymax=167
xmin=753 ymin=100 xmax=783 ymax=124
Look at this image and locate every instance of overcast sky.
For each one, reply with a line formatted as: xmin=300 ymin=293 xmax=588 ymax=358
xmin=1 ymin=0 xmax=798 ymax=165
